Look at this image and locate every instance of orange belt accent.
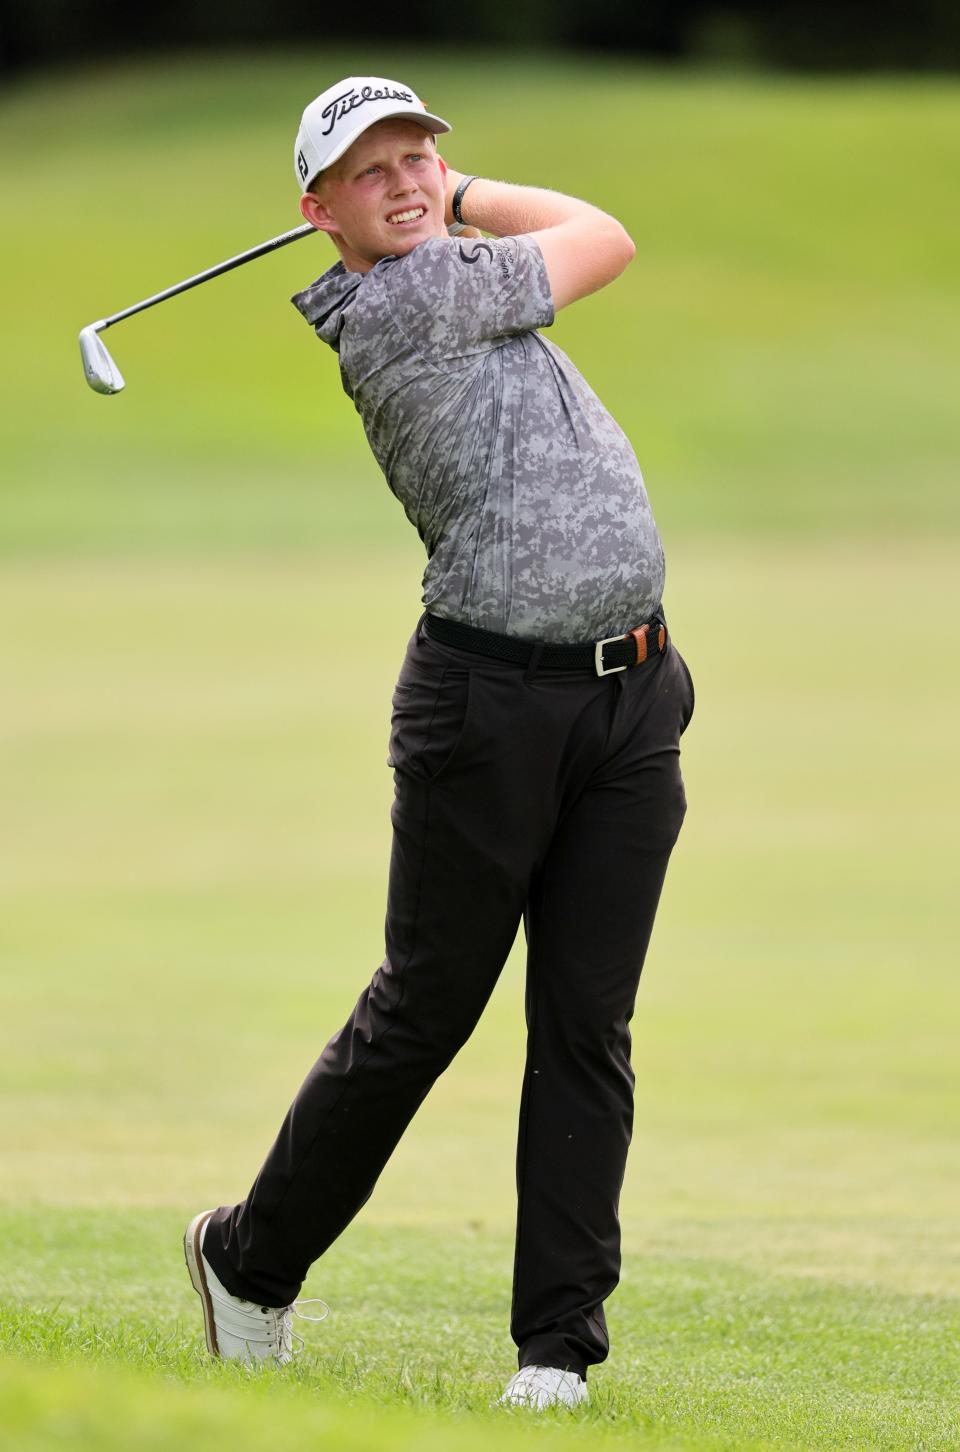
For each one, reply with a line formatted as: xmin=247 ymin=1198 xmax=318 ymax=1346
xmin=625 ymin=623 xmax=666 ymax=665
xmin=628 ymin=624 xmax=649 ymax=664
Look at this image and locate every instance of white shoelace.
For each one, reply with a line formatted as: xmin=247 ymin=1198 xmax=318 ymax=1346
xmin=288 ymin=1297 xmax=330 ymax=1357
xmin=292 ymin=1297 xmax=330 ymax=1324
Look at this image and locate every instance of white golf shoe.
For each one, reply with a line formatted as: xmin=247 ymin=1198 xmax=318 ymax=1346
xmin=184 ymin=1210 xmax=327 ymax=1365
xmin=498 ymin=1364 xmax=589 ymax=1409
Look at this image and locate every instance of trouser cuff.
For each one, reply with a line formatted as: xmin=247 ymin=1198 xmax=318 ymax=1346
xmin=201 ymin=1206 xmax=299 ymax=1308
xmin=518 ymin=1337 xmax=590 ymax=1381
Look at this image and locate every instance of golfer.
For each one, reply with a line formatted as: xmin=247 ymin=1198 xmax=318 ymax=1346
xmin=185 ymin=75 xmax=694 ymax=1411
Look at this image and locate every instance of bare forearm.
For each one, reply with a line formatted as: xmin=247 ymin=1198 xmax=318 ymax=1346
xmin=443 ymin=167 xmax=635 ymax=311
xmin=445 ymin=170 xmax=617 ymax=238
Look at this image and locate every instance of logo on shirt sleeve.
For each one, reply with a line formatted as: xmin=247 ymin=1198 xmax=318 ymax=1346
xmin=458 ymin=241 xmax=495 ymax=265
xmin=457 ymin=239 xmax=516 ymax=283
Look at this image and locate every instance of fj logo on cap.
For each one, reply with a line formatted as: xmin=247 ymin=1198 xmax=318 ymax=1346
xmin=319 ymin=84 xmax=414 ymax=137
xmin=297 ymin=150 xmax=309 ymax=182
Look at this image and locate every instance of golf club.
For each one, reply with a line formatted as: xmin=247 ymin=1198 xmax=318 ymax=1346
xmin=79 ymin=222 xmax=315 ymax=394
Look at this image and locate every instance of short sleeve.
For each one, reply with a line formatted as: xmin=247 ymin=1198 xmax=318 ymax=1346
xmin=382 ymin=236 xmax=555 ymax=362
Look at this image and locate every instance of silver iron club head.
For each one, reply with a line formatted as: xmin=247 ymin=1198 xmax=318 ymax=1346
xmin=78 ymin=221 xmax=313 ymax=397
xmin=79 ymin=324 xmax=125 ymax=395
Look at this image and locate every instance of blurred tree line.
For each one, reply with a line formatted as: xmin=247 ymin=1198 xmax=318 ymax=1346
xmin=2 ymin=0 xmax=959 ymax=75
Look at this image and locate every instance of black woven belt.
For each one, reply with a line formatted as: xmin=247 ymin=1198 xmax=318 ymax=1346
xmin=423 ymin=612 xmax=668 ymax=676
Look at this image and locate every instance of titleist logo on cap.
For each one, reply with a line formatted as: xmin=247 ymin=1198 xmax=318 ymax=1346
xmin=320 ymin=84 xmax=416 ymax=137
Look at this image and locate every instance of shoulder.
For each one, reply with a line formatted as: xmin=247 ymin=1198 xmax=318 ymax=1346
xmin=383 ymin=234 xmax=543 ymax=280
xmin=371 ymin=235 xmax=553 ymax=359
xmin=374 ymin=236 xmax=457 ymax=289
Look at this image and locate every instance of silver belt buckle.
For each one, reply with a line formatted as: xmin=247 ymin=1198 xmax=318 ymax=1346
xmin=594 ymin=634 xmax=628 ymax=677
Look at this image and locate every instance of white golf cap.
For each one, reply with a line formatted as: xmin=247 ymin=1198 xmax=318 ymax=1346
xmin=294 ymin=76 xmax=451 ymax=191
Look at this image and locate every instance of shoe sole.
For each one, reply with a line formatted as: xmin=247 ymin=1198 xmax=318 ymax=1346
xmin=183 ymin=1210 xmax=219 ymax=1357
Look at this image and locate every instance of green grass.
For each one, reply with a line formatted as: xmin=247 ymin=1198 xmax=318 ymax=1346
xmin=3 ymin=543 xmax=959 ymax=1449
xmin=2 ymin=49 xmax=959 ymax=1452
xmin=3 ymin=1211 xmax=958 ymax=1452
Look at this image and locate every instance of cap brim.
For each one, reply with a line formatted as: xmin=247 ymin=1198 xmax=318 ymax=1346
xmin=316 ymin=108 xmax=452 ymax=176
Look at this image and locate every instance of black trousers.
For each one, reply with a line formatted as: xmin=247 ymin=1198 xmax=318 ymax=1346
xmin=204 ymin=617 xmax=694 ymax=1378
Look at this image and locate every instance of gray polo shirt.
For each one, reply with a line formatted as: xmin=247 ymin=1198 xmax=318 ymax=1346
xmin=292 ymin=235 xmax=664 ymax=643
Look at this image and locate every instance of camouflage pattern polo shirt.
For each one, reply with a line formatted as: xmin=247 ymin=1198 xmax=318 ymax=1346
xmin=291 ymin=235 xmax=665 ymax=643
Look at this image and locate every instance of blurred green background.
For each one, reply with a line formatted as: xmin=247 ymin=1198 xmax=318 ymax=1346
xmin=1 ymin=46 xmax=959 ymax=1452
xmin=3 ymin=53 xmax=959 ymax=549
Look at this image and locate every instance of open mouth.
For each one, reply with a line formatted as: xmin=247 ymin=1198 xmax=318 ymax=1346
xmin=386 ymin=207 xmax=426 ymax=226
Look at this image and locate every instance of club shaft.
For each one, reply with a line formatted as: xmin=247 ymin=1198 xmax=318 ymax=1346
xmin=99 ymin=222 xmax=315 ymax=332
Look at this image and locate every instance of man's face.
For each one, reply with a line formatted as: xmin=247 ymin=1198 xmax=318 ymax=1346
xmin=301 ymin=119 xmax=447 ymax=271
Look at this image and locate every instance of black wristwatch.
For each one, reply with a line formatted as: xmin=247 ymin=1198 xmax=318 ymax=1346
xmin=452 ymin=175 xmax=479 ymax=226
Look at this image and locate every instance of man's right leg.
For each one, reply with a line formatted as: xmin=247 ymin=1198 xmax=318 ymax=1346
xmin=201 ymin=636 xmax=535 ymax=1308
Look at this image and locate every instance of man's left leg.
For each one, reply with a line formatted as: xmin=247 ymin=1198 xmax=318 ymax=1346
xmin=511 ymin=650 xmax=692 ymax=1378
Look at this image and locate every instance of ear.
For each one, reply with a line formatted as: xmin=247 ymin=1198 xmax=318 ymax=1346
xmin=437 ymin=155 xmax=448 ymax=182
xmin=299 ymin=190 xmax=339 ymax=237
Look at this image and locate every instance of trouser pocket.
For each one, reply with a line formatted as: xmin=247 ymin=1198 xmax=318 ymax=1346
xmin=387 ymin=649 xmax=476 ymax=784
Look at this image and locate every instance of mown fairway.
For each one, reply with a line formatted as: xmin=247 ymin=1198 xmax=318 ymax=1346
xmin=1 ymin=50 xmax=958 ymax=1452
